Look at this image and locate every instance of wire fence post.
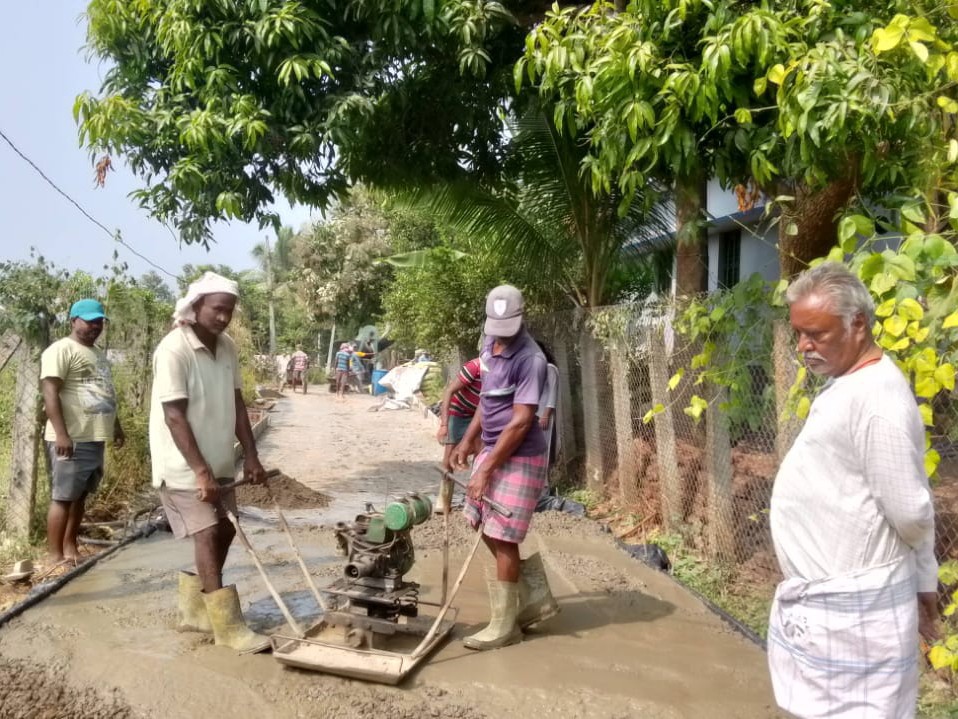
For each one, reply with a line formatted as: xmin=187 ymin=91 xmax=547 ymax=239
xmin=648 ymin=325 xmax=682 ymax=529
xmin=705 ymin=381 xmax=736 ymax=561
xmin=610 ymin=344 xmax=639 ymax=504
xmin=6 ymin=341 xmax=42 ymax=537
xmin=580 ymin=324 xmax=610 ymax=493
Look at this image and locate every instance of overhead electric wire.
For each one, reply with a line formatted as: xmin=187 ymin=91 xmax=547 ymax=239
xmin=0 ymin=128 xmax=179 ymax=281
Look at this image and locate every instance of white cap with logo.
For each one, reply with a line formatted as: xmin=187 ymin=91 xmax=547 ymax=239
xmin=484 ymin=285 xmax=524 ymax=337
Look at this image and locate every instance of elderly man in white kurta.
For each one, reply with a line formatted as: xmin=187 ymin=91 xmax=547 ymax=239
xmin=769 ymin=263 xmax=937 ymax=719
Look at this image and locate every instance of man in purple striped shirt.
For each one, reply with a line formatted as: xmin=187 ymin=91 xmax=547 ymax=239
xmin=453 ymin=285 xmax=560 ymax=650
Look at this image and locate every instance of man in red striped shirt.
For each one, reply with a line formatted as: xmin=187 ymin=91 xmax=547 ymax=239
xmin=437 ymin=357 xmax=481 ymax=471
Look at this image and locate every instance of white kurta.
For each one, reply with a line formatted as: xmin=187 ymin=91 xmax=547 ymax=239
xmin=768 ymin=355 xmax=936 ymax=719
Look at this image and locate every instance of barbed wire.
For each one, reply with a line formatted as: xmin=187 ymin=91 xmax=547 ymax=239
xmin=0 ymin=128 xmax=179 ymax=281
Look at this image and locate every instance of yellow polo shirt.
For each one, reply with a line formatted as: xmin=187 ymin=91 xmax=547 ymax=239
xmin=149 ymin=326 xmax=241 ymax=490
xmin=40 ymin=337 xmax=117 ymax=443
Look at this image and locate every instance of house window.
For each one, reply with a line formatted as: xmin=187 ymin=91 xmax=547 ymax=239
xmin=718 ymin=229 xmax=741 ymax=289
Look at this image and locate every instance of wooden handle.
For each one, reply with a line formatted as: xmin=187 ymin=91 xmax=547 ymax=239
xmin=435 ymin=467 xmax=513 ymax=518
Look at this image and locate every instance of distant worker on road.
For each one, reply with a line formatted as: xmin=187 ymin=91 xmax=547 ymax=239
xmin=40 ymin=299 xmax=125 ymax=574
xmin=768 ymin=263 xmax=937 ymax=718
xmin=348 ymin=346 xmax=366 ymax=394
xmin=437 ymin=356 xmax=482 ymax=472
xmin=334 ymin=343 xmax=351 ymax=401
xmin=452 ymin=285 xmax=559 ymax=651
xmin=289 ymin=344 xmax=310 ymax=394
xmin=149 ymin=272 xmax=269 ymax=654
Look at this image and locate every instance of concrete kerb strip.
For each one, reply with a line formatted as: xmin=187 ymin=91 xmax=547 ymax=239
xmin=0 ymin=521 xmax=159 ymax=631
xmin=534 ymin=505 xmax=768 ymax=650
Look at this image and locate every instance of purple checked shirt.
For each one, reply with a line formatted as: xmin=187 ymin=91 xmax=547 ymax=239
xmin=478 ymin=329 xmax=547 ymax=457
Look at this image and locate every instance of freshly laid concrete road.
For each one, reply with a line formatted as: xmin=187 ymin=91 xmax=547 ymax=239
xmin=0 ymin=391 xmax=781 ymax=718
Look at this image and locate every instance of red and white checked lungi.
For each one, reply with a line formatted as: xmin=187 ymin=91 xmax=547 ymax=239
xmin=463 ymin=448 xmax=548 ymax=543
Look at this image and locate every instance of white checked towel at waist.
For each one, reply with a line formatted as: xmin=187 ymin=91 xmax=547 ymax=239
xmin=767 ymin=556 xmax=919 ymax=719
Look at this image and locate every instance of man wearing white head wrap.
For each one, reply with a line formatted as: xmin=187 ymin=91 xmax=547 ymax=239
xmin=172 ymin=271 xmax=240 ymax=327
xmin=149 ymin=272 xmax=270 ymax=654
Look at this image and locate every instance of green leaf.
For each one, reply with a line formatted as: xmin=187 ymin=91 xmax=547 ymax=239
xmin=935 ymin=363 xmax=956 ymax=391
xmin=753 ymin=77 xmax=767 ymax=95
xmin=875 ymin=298 xmax=897 ymax=318
xmin=897 ymin=298 xmax=924 ymax=321
xmin=767 ymin=64 xmax=786 ymax=85
xmin=643 ymin=403 xmax=665 ymax=424
xmin=901 ymin=202 xmax=926 ymax=224
xmin=937 ymin=96 xmax=958 ymax=114
xmin=940 ymin=561 xmax=958 ymax=585
xmin=871 ymin=26 xmax=905 ymax=53
xmin=883 ymin=315 xmax=907 ymax=337
xmin=908 ymin=40 xmax=929 ymax=63
xmin=916 ymin=375 xmax=941 ymax=398
xmin=668 ymin=369 xmax=684 ymax=391
xmin=683 ymin=395 xmax=708 ymax=422
xmin=929 ymin=644 xmax=954 ymax=670
xmin=734 ymin=108 xmax=752 ymax=124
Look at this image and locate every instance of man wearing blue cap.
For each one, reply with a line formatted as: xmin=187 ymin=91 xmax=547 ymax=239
xmin=40 ymin=298 xmax=124 ymax=572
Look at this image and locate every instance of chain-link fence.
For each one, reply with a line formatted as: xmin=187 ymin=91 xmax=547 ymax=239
xmin=527 ymin=295 xmax=958 ymax=628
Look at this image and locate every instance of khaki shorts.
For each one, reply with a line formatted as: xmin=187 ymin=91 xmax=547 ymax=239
xmin=159 ymin=479 xmax=238 ymax=539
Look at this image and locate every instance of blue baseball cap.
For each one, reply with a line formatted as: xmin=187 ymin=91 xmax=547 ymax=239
xmin=69 ymin=299 xmax=107 ymax=321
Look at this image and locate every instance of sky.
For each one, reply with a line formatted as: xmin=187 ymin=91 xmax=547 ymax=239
xmin=0 ymin=2 xmax=318 ymax=291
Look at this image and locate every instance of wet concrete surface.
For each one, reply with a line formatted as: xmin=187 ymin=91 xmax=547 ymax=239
xmin=0 ymin=391 xmax=782 ymax=718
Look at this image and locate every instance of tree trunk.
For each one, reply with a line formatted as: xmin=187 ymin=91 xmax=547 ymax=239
xmin=705 ymin=382 xmax=735 ymax=561
xmin=325 ymin=322 xmax=337 ymax=372
xmin=265 ymin=238 xmax=277 ymax=354
xmin=610 ymin=348 xmax=638 ymax=504
xmin=6 ymin=342 xmax=42 ymax=537
xmin=580 ymin=325 xmax=611 ymax=493
xmin=777 ymin=176 xmax=858 ymax=279
xmin=648 ymin=326 xmax=682 ymax=529
xmin=674 ymin=171 xmax=709 ymax=296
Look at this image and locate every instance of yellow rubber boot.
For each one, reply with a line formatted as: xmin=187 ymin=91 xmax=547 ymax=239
xmin=176 ymin=571 xmax=212 ymax=633
xmin=463 ymin=580 xmax=522 ymax=651
xmin=517 ymin=553 xmax=560 ymax=630
xmin=202 ymin=585 xmax=271 ymax=654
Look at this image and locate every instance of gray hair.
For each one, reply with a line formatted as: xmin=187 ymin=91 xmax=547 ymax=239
xmin=785 ymin=262 xmax=875 ymax=329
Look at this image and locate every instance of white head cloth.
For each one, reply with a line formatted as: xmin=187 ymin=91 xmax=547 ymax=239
xmin=172 ymin=271 xmax=240 ymax=327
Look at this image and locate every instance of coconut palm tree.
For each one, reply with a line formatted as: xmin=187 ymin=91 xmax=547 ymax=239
xmin=251 ymin=226 xmax=295 ymax=353
xmin=398 ymin=106 xmax=671 ymax=308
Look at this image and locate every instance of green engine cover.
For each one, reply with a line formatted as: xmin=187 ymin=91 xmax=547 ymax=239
xmin=384 ymin=494 xmax=433 ymax=531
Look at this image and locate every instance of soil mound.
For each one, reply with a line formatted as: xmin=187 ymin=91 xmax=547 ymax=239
xmin=0 ymin=658 xmax=133 ymax=718
xmin=235 ymin=472 xmax=330 ymax=509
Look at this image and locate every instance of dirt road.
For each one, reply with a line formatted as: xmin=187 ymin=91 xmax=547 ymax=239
xmin=0 ymin=391 xmax=780 ymax=718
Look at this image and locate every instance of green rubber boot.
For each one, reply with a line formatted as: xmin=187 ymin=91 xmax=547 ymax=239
xmin=176 ymin=571 xmax=212 ymax=633
xmin=202 ymin=585 xmax=271 ymax=654
xmin=517 ymin=553 xmax=560 ymax=630
xmin=463 ymin=580 xmax=522 ymax=651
